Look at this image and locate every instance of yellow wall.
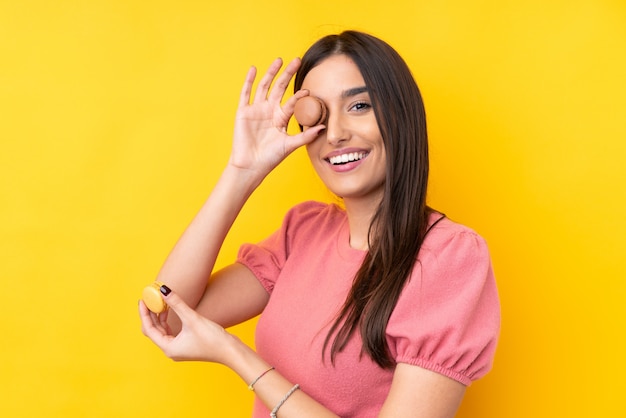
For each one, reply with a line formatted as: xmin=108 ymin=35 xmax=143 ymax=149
xmin=1 ymin=1 xmax=624 ymax=416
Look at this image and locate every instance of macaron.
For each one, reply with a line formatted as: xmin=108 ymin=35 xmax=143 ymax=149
xmin=142 ymin=281 xmax=168 ymax=313
xmin=294 ymin=96 xmax=327 ymax=127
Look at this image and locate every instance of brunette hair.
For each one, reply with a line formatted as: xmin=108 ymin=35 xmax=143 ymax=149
xmin=295 ymin=31 xmax=435 ymax=368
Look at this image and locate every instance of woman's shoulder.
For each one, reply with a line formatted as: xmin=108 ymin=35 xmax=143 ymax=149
xmin=270 ymin=201 xmax=348 ymax=258
xmin=284 ymin=200 xmax=345 ymax=225
xmin=288 ymin=200 xmax=343 ymax=213
xmin=423 ymin=212 xmax=488 ymax=253
xmin=417 ymin=212 xmax=493 ymax=279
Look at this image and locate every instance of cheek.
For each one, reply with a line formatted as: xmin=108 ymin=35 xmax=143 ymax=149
xmin=305 ymin=141 xmax=330 ymax=180
xmin=305 ymin=136 xmax=324 ymax=161
xmin=367 ymin=121 xmax=383 ymax=141
xmin=305 ymin=143 xmax=315 ymax=162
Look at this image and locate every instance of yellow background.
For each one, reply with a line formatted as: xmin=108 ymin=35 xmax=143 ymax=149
xmin=1 ymin=0 xmax=624 ymax=416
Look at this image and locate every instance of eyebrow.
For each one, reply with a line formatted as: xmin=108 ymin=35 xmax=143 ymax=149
xmin=342 ymin=86 xmax=368 ymax=98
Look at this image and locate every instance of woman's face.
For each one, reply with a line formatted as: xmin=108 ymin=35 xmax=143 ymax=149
xmin=301 ymin=54 xmax=386 ymax=205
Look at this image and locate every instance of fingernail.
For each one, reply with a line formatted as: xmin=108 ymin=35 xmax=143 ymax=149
xmin=160 ymin=284 xmax=171 ymax=296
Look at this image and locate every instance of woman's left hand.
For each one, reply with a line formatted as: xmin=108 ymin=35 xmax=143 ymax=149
xmin=139 ymin=286 xmax=237 ymax=364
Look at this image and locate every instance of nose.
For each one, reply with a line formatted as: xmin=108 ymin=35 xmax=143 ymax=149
xmin=325 ymin=110 xmax=348 ymax=146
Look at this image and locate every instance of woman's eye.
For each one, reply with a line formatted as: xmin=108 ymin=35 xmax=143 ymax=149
xmin=351 ymin=101 xmax=371 ymax=112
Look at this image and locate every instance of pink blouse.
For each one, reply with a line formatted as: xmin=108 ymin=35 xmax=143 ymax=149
xmin=238 ymin=201 xmax=500 ymax=417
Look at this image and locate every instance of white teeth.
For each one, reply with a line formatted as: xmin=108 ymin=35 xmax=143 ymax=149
xmin=329 ymin=152 xmax=367 ymax=165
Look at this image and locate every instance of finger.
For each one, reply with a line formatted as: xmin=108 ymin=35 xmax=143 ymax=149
xmin=253 ymin=58 xmax=283 ymax=104
xmin=157 ymin=308 xmax=169 ymax=326
xmin=159 ymin=285 xmax=197 ymax=323
xmin=282 ymin=88 xmax=310 ymax=118
xmin=140 ymin=301 xmax=165 ymax=330
xmin=144 ymin=308 xmax=168 ymax=335
xmin=138 ymin=300 xmax=165 ymax=333
xmin=138 ymin=299 xmax=154 ymax=325
xmin=139 ymin=300 xmax=162 ymax=331
xmin=139 ymin=300 xmax=174 ymax=346
xmin=267 ymin=57 xmax=301 ymax=104
xmin=293 ymin=88 xmax=311 ymax=99
xmin=156 ymin=309 xmax=172 ymax=335
xmin=238 ymin=66 xmax=257 ymax=108
xmin=284 ymin=125 xmax=326 ymax=153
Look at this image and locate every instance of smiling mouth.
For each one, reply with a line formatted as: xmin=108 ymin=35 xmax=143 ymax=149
xmin=328 ymin=152 xmax=368 ymax=165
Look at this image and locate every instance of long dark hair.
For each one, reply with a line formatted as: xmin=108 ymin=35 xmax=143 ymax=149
xmin=295 ymin=31 xmax=434 ymax=368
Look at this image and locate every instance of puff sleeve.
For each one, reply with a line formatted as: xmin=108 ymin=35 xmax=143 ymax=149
xmin=387 ymin=221 xmax=501 ymax=385
xmin=237 ymin=201 xmax=330 ymax=293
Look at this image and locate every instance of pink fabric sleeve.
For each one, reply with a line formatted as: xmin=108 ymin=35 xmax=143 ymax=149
xmin=237 ymin=231 xmax=286 ymax=294
xmin=388 ymin=225 xmax=501 ymax=385
xmin=237 ymin=201 xmax=326 ymax=293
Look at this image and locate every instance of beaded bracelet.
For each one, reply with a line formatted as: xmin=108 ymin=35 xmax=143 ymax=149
xmin=270 ymin=384 xmax=300 ymax=418
xmin=248 ymin=366 xmax=275 ymax=391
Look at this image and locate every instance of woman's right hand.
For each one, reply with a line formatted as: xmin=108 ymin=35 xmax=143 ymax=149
xmin=228 ymin=58 xmax=325 ymax=179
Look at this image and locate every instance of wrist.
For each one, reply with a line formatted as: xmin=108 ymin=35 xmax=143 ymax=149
xmin=222 ymin=333 xmax=272 ymax=387
xmin=221 ymin=162 xmax=267 ymax=194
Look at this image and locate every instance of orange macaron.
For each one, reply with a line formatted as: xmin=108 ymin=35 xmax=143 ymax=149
xmin=294 ymin=96 xmax=327 ymax=127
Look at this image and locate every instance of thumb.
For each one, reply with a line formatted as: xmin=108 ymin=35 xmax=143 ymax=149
xmin=159 ymin=285 xmax=195 ymax=321
xmin=287 ymin=124 xmax=326 ymax=151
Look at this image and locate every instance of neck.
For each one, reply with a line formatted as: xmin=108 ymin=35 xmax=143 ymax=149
xmin=343 ymin=196 xmax=381 ymax=251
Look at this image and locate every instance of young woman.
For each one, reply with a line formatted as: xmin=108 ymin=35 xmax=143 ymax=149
xmin=139 ymin=31 xmax=500 ymax=418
